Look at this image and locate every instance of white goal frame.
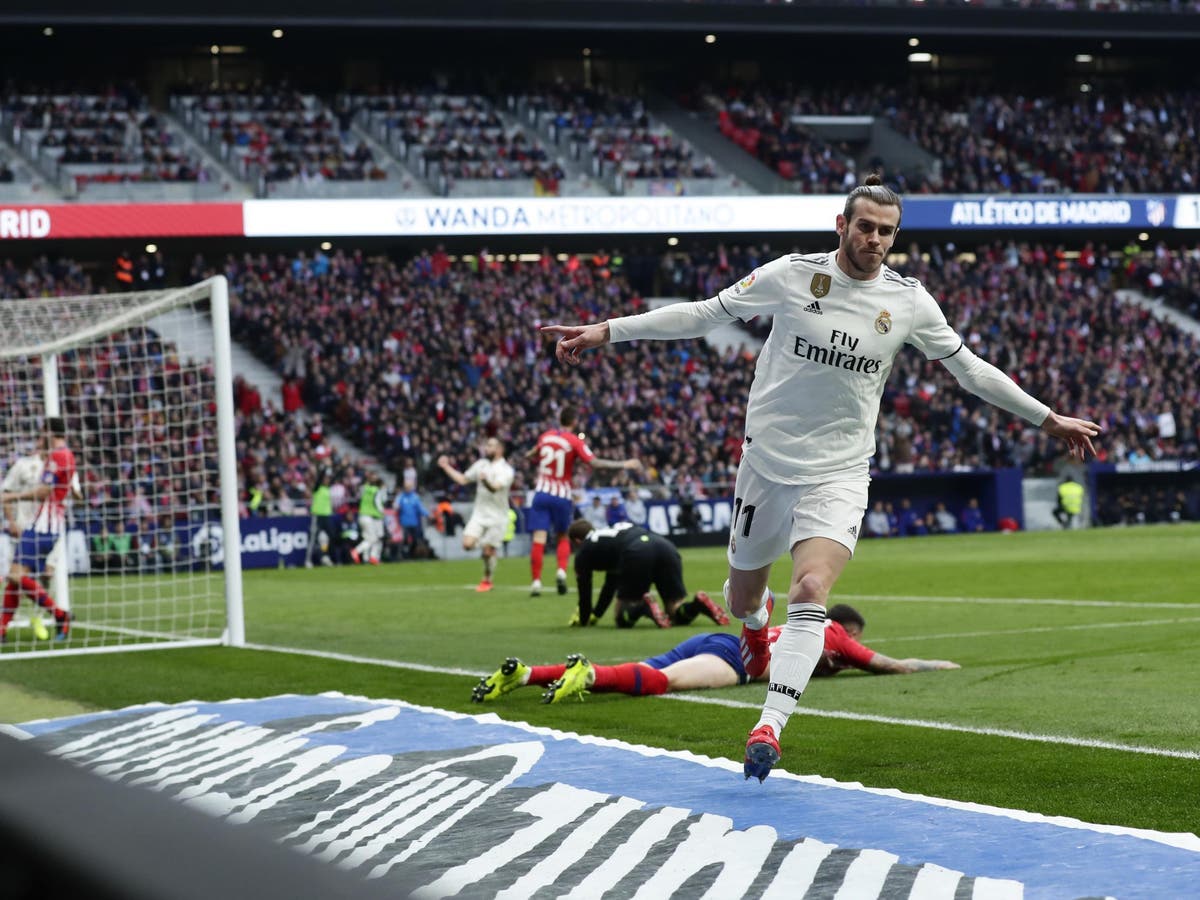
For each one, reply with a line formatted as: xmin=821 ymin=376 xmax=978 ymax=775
xmin=0 ymin=275 xmax=243 ymax=658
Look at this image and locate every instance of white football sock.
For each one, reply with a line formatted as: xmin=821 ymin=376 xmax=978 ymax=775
xmin=484 ymin=555 xmax=497 ymax=579
xmin=756 ymin=602 xmax=825 ymax=735
xmin=727 ymin=579 xmax=773 ymax=630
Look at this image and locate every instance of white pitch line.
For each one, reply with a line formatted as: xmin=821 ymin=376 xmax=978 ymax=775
xmin=662 ymin=693 xmax=1200 ymax=760
xmin=241 ymin=642 xmax=1199 ymax=761
xmin=869 ymin=615 xmax=1200 ymax=645
xmin=243 ymin=642 xmax=484 ymax=678
xmin=839 ymin=593 xmax=1199 ymax=610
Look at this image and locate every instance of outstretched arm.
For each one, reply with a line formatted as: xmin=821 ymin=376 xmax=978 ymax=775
xmin=542 ymin=296 xmax=734 ymax=366
xmin=589 ymin=457 xmax=643 ymax=473
xmin=939 ymin=346 xmax=1101 ymax=461
xmin=864 ymin=653 xmax=960 ymax=674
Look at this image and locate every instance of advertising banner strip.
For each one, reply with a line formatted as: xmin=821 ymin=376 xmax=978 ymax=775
xmin=242 ymin=196 xmax=845 ymax=237
xmin=243 ymin=194 xmax=1183 ymax=238
xmin=1 ymin=195 xmax=1196 ymax=241
xmin=0 ymin=202 xmax=244 ymax=240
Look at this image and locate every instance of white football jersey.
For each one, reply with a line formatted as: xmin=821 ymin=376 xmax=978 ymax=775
xmin=464 ymin=457 xmax=515 ymax=524
xmin=610 ymin=251 xmax=963 ymax=484
xmin=2 ymin=454 xmax=45 ymax=530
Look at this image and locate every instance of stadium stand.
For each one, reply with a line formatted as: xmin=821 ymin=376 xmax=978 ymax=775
xmin=701 ymin=82 xmax=1200 ymax=195
xmin=0 ymin=86 xmax=221 ymax=200
xmin=171 ymin=86 xmax=396 ymax=196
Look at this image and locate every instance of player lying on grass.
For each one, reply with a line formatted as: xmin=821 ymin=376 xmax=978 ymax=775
xmin=567 ymin=519 xmax=730 ymax=629
xmin=472 ymin=603 xmax=959 ymax=704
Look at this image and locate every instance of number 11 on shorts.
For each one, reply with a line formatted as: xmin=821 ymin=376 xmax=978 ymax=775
xmin=732 ymin=498 xmax=756 ymax=537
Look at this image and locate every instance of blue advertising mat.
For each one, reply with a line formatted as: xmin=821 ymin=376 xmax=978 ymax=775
xmin=9 ymin=694 xmax=1198 ymax=899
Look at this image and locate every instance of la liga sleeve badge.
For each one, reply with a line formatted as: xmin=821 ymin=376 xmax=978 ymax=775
xmin=733 ymin=270 xmax=757 ymax=294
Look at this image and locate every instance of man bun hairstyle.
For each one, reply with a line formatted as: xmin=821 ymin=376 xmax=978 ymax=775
xmin=844 ymin=173 xmax=903 ymax=226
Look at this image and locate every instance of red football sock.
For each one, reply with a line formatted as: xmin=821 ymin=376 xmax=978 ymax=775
xmin=591 ymin=663 xmax=669 ymax=696
xmin=527 ymin=664 xmax=567 ymax=686
xmin=19 ymin=577 xmax=56 ymax=613
xmin=530 ymin=541 xmax=545 ymax=580
xmin=0 ymin=583 xmax=17 ymax=633
xmin=555 ymin=537 xmax=570 ymax=572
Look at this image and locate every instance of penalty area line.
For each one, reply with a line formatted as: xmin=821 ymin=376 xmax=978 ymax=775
xmin=242 ymin=641 xmax=1199 ymax=761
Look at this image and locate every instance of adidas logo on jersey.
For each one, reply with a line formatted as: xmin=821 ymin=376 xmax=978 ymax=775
xmin=847 ymin=524 xmax=858 ymax=537
xmin=803 ymin=301 xmax=823 ymax=315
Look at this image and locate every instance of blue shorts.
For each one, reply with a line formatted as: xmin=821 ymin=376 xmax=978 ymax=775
xmin=644 ymin=633 xmax=749 ymax=684
xmin=526 ymin=492 xmax=574 ymax=535
xmin=18 ymin=531 xmax=59 ymax=575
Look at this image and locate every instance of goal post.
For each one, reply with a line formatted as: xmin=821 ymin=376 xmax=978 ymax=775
xmin=0 ymin=275 xmax=244 ymax=658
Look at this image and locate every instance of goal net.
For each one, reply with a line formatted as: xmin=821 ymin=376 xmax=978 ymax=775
xmin=0 ymin=276 xmax=243 ymax=658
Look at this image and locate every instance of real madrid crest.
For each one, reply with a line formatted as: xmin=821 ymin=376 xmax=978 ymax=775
xmin=875 ymin=310 xmax=892 ymax=335
xmin=810 ymin=273 xmax=831 ymax=299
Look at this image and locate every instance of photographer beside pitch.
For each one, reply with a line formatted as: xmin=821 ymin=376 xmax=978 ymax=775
xmin=542 ymin=175 xmax=1101 ymax=782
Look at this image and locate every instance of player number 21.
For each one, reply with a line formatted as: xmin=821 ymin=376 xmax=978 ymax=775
xmin=539 ymin=444 xmax=567 ymax=478
xmin=732 ymin=497 xmax=756 ymax=538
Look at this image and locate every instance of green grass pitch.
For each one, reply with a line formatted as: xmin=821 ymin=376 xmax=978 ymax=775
xmin=2 ymin=523 xmax=1198 ymax=835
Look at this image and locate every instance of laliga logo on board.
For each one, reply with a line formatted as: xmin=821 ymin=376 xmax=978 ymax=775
xmin=0 ymin=208 xmax=51 ymax=239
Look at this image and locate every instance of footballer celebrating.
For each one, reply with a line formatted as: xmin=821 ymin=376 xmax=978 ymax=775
xmin=437 ymin=437 xmax=515 ymax=593
xmin=542 ymin=174 xmax=1101 ymax=782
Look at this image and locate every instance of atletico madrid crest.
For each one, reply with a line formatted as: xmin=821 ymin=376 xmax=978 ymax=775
xmin=810 ymin=273 xmax=831 ymax=298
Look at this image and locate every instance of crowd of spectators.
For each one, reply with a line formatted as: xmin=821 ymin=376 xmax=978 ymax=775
xmin=349 ymin=88 xmax=559 ymax=183
xmin=702 ymin=81 xmax=1200 ymax=195
xmin=178 ymin=87 xmax=384 ymax=183
xmin=713 ymin=91 xmax=861 ymax=190
xmin=3 ymin=87 xmax=210 ymax=187
xmin=0 ymin=255 xmax=94 ymax=298
xmin=521 ymin=82 xmax=718 ymax=181
xmin=1127 ymin=239 xmax=1200 ymax=320
xmin=863 ymin=498 xmax=987 ymax=538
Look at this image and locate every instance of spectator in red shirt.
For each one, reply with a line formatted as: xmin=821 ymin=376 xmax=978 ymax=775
xmin=281 ymin=376 xmax=303 ymax=414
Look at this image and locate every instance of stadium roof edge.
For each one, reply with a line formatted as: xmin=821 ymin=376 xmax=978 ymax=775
xmin=4 ymin=1 xmax=1200 ymax=39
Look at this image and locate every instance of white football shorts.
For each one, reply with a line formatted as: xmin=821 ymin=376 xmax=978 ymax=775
xmin=726 ymin=463 xmax=869 ymax=569
xmin=463 ymin=515 xmax=505 ymax=548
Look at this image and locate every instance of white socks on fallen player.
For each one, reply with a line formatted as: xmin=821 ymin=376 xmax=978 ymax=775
xmin=756 ymin=602 xmax=826 ymax=736
xmin=725 ymin=580 xmax=773 ymax=630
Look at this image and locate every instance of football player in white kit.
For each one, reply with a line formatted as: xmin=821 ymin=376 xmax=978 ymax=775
xmin=542 ymin=175 xmax=1101 ymax=781
xmin=437 ymin=437 xmax=515 ymax=593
